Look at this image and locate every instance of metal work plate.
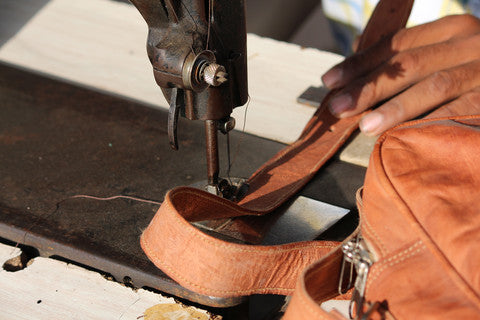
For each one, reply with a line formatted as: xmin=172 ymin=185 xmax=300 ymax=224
xmin=297 ymin=85 xmax=330 ymax=107
xmin=0 ymin=62 xmax=366 ymax=308
xmin=261 ymin=196 xmax=349 ymax=245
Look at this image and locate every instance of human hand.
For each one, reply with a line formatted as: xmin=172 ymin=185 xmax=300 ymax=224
xmin=322 ymin=14 xmax=480 ymax=136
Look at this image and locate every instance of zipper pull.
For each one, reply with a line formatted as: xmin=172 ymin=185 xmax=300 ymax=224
xmin=342 ymin=238 xmax=373 ymax=319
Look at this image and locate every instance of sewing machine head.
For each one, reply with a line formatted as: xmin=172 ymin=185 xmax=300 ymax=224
xmin=130 ymin=0 xmax=248 ymax=196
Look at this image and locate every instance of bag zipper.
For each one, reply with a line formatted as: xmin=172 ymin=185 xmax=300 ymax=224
xmin=341 ymin=236 xmax=374 ymax=319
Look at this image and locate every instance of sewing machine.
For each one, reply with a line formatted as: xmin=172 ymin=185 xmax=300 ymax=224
xmin=0 ymin=0 xmax=367 ymax=314
xmin=130 ymin=0 xmax=248 ymax=197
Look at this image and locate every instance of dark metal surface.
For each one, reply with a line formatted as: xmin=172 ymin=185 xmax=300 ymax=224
xmin=0 ymin=62 xmax=366 ymax=308
xmin=167 ymin=87 xmax=182 ymax=150
xmin=260 ymin=196 xmax=349 ymax=245
xmin=205 ymin=120 xmax=219 ymax=187
xmin=297 ymin=85 xmax=330 ymax=108
xmin=131 ymin=0 xmax=248 ymax=193
xmin=130 ymin=0 xmax=248 ymax=121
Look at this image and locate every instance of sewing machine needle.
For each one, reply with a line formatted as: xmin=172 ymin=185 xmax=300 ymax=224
xmin=205 ymin=120 xmax=219 ymax=192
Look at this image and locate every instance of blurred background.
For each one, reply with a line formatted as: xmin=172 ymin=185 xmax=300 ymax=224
xmin=245 ymin=0 xmax=339 ymax=53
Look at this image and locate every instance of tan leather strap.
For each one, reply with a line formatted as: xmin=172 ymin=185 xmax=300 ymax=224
xmin=238 ymin=108 xmax=361 ymax=212
xmin=283 ymin=242 xmax=351 ymax=320
xmin=356 ymin=0 xmax=414 ymax=50
xmin=141 ymin=0 xmax=413 ymax=308
xmin=283 ymin=191 xmax=363 ymax=320
xmin=140 ymin=107 xmax=360 ymax=298
xmin=141 ymin=186 xmax=340 ymax=297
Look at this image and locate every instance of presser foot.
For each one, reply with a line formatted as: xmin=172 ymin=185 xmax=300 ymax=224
xmin=191 ymin=177 xmax=249 ymax=201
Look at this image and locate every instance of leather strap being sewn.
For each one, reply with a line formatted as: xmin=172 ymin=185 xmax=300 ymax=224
xmin=140 ymin=106 xmax=360 ymax=297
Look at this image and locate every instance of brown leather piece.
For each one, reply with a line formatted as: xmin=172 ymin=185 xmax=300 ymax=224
xmin=238 ymin=108 xmax=360 ymax=212
xmin=141 ymin=187 xmax=340 ymax=297
xmin=139 ymin=104 xmax=362 ymax=299
xmin=285 ymin=115 xmax=480 ymax=319
xmin=356 ymin=0 xmax=414 ymax=50
xmin=362 ymin=115 xmax=480 ymax=319
xmin=140 ymin=106 xmax=361 ymax=297
xmin=213 ymin=108 xmax=362 ymax=244
xmin=282 ymin=230 xmax=358 ymax=320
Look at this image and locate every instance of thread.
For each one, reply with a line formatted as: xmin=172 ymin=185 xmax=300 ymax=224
xmin=228 ymin=95 xmax=251 ymax=173
xmin=71 ymin=194 xmax=161 ymax=206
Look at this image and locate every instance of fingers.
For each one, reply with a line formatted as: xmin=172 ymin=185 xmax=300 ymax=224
xmin=425 ymin=86 xmax=480 ymax=119
xmin=327 ymin=33 xmax=480 ymax=118
xmin=359 ymin=60 xmax=480 ymax=136
xmin=322 ymin=14 xmax=480 ymax=90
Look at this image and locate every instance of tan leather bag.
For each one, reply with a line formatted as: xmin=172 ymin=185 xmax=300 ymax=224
xmin=285 ymin=115 xmax=480 ymax=319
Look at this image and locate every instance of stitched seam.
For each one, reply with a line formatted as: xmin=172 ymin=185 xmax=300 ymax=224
xmin=362 ymin=217 xmax=387 ymax=256
xmin=243 ymin=110 xmax=358 ymax=193
xmin=246 ymin=119 xmax=324 ymax=181
xmin=367 ymin=245 xmax=424 ymax=291
xmin=251 ymin=108 xmax=358 ymax=175
xmin=246 ymin=178 xmax=308 ymax=211
xmin=366 ymin=242 xmax=425 ymax=293
xmin=141 ymin=236 xmax=295 ymax=295
xmin=379 ymin=241 xmax=422 ymax=265
xmin=382 ymin=114 xmax=480 ymax=136
xmin=368 ymin=242 xmax=424 ymax=286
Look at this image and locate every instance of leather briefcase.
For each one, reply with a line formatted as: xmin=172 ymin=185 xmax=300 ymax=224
xmin=284 ymin=115 xmax=480 ymax=319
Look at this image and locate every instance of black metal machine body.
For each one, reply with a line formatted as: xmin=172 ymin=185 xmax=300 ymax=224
xmin=130 ymin=0 xmax=248 ymax=193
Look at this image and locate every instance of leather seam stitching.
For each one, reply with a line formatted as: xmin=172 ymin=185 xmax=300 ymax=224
xmin=366 ymin=241 xmax=425 ymax=293
xmin=363 ymin=217 xmax=387 ymax=256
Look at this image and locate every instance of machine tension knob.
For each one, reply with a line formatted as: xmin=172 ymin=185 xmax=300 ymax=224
xmin=202 ymin=63 xmax=228 ymax=87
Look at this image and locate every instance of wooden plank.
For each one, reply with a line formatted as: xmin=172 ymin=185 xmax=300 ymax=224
xmin=0 ymin=243 xmax=217 ymax=320
xmin=236 ymin=36 xmax=342 ymax=143
xmin=1 ymin=241 xmax=346 ymax=319
xmin=340 ymin=133 xmax=376 ymax=167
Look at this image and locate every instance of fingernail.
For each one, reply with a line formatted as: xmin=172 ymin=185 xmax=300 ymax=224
xmin=328 ymin=93 xmax=353 ymax=116
xmin=322 ymin=67 xmax=343 ymax=89
xmin=360 ymin=112 xmax=384 ymax=135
